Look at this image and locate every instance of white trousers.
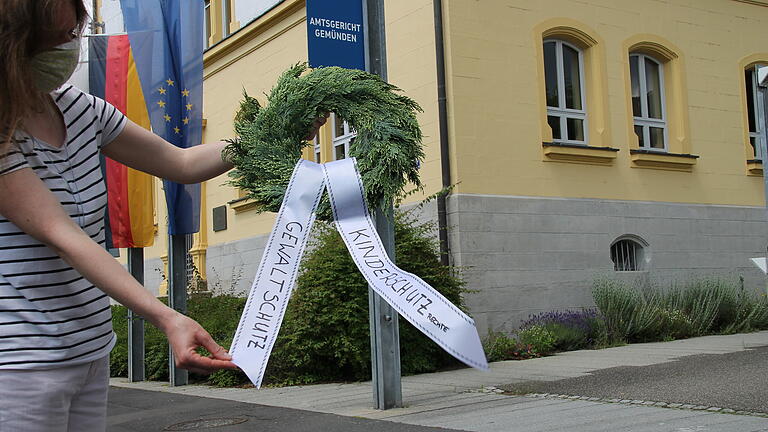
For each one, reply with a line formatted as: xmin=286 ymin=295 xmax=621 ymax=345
xmin=0 ymin=356 xmax=109 ymax=432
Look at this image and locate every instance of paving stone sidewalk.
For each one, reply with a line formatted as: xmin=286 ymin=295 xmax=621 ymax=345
xmin=110 ymin=331 xmax=768 ymax=432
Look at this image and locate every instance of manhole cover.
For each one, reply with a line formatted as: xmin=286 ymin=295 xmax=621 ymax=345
xmin=164 ymin=417 xmax=248 ymax=430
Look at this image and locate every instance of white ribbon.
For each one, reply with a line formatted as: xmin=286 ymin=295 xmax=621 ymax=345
xmin=230 ymin=158 xmax=488 ymax=388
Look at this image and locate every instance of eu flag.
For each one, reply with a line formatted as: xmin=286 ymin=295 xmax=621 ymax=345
xmin=119 ymin=0 xmax=204 ymax=235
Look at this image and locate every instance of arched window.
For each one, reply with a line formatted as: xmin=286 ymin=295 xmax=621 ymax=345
xmin=544 ymin=39 xmax=587 ymax=145
xmin=745 ymin=65 xmax=767 ymax=159
xmin=630 ymin=53 xmax=667 ymax=151
xmin=610 ymin=236 xmax=648 ymax=271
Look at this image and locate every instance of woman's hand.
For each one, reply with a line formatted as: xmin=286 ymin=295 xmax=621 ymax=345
xmin=161 ymin=311 xmax=238 ymax=375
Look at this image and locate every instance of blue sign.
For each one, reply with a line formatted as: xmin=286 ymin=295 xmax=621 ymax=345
xmin=307 ymin=0 xmax=365 ymax=70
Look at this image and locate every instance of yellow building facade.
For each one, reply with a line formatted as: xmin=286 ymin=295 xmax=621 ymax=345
xmin=130 ymin=0 xmax=768 ymax=334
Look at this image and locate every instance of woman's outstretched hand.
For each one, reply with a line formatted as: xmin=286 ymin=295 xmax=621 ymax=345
xmin=162 ymin=311 xmax=239 ymax=375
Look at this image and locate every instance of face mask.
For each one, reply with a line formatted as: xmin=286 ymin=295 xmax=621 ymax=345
xmin=29 ymin=38 xmax=81 ymax=94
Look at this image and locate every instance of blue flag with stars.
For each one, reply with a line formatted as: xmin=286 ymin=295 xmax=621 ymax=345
xmin=119 ymin=0 xmax=203 ymax=235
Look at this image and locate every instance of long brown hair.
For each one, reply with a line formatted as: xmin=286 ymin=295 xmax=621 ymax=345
xmin=0 ymin=0 xmax=88 ymax=153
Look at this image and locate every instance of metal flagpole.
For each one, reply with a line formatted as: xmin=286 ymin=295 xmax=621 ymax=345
xmin=363 ymin=0 xmax=403 ymax=410
xmin=92 ymin=0 xmax=146 ymax=382
xmin=168 ymin=234 xmax=189 ymax=386
xmin=127 ymin=248 xmax=145 ymax=381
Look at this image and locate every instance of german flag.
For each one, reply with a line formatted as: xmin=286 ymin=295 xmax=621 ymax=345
xmin=88 ymin=35 xmax=155 ymax=248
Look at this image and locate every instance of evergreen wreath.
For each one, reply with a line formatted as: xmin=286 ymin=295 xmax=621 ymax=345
xmin=223 ymin=64 xmax=424 ymax=216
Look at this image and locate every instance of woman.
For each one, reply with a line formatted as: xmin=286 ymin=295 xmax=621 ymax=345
xmin=0 ymin=1 xmax=324 ymax=430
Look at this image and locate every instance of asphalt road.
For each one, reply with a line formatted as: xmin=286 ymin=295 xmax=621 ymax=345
xmin=107 ymin=387 xmax=460 ymax=432
xmin=501 ymin=345 xmax=768 ymax=414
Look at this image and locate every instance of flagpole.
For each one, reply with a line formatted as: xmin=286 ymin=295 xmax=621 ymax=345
xmin=168 ymin=233 xmax=189 ymax=386
xmin=364 ymin=0 xmax=403 ymax=410
xmin=116 ymin=0 xmax=203 ymax=388
xmin=127 ymin=248 xmax=146 ymax=382
xmin=91 ymin=0 xmax=146 ymax=383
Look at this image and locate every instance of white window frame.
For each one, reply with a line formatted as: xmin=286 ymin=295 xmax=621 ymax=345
xmin=544 ymin=39 xmax=588 ymax=145
xmin=204 ymin=1 xmax=211 ymax=48
xmin=312 ymin=135 xmax=321 ymax=163
xmin=221 ymin=0 xmax=231 ymax=39
xmin=747 ymin=66 xmax=767 ymax=160
xmin=332 ymin=113 xmax=355 ymax=160
xmin=220 ymin=0 xmax=238 ymax=39
xmin=631 ymin=53 xmax=668 ymax=151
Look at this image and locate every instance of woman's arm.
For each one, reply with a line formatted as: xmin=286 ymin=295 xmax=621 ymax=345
xmin=102 ymin=114 xmax=327 ymax=184
xmin=101 ymin=120 xmax=233 ymax=184
xmin=0 ymin=168 xmax=236 ymax=374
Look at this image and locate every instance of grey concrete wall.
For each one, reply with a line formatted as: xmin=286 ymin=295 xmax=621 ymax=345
xmin=128 ymin=242 xmax=265 ymax=299
xmin=205 ymin=235 xmax=269 ymax=297
xmin=446 ymin=194 xmax=768 ymax=336
xmin=197 ymin=195 xmax=766 ymax=338
xmin=127 ymin=240 xmax=267 ymax=298
xmin=142 ymin=257 xmax=165 ymax=297
xmin=114 ymin=256 xmax=164 ymax=306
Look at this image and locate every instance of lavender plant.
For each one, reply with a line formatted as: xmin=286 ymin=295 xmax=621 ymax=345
xmin=520 ymin=309 xmax=605 ymax=351
xmin=593 ymin=276 xmax=768 ymax=344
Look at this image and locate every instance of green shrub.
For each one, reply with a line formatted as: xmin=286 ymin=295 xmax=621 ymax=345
xmin=721 ymin=291 xmax=768 ymax=334
xmin=517 ymin=325 xmax=556 ymax=355
xmin=110 ymin=305 xmax=129 ymax=377
xmin=483 ymin=331 xmax=518 ymax=362
xmin=592 ymin=276 xmax=768 ymax=344
xmin=657 ymin=308 xmax=695 ymax=340
xmin=591 ymin=277 xmax=644 ymax=343
xmin=110 ymin=302 xmax=169 ymax=380
xmin=664 ymin=278 xmax=732 ymax=335
xmin=264 ymin=211 xmax=466 ymax=385
xmin=658 ymin=278 xmax=768 ymax=337
xmin=545 ymin=323 xmax=586 ymax=351
xmin=482 ymin=331 xmax=539 ymax=362
xmin=111 ymin=294 xmax=248 ymax=385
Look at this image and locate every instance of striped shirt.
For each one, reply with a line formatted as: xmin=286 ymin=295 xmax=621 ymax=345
xmin=0 ymin=85 xmax=126 ymax=369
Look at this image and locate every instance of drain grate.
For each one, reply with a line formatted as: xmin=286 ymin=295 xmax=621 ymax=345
xmin=164 ymin=417 xmax=248 ymax=430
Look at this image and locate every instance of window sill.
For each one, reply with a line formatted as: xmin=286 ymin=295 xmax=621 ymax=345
xmin=747 ymin=159 xmax=763 ymax=176
xmin=629 ymin=149 xmax=699 ymax=172
xmin=228 ymin=197 xmax=259 ymax=213
xmin=542 ymin=142 xmax=619 ymax=165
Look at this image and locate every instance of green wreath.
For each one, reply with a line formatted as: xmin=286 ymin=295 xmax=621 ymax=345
xmin=223 ymin=64 xmax=424 ymax=217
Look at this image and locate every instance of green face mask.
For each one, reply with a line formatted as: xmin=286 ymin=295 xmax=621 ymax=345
xmin=29 ymin=38 xmax=81 ymax=94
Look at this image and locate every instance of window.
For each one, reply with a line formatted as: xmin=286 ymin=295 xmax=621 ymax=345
xmin=544 ymin=39 xmax=587 ymax=144
xmin=332 ymin=113 xmax=355 ymax=160
xmin=204 ymin=0 xmax=211 ymax=48
xmin=630 ymin=53 xmax=667 ymax=151
xmin=624 ymin=37 xmax=692 ymax=166
xmin=185 ymin=233 xmax=195 ymax=283
xmin=233 ymin=0 xmax=281 ymax=29
xmin=312 ymin=135 xmax=321 ymax=163
xmin=221 ymin=0 xmax=233 ymax=39
xmin=203 ymin=0 xmax=240 ymax=48
xmin=610 ymin=237 xmax=647 ymax=271
xmin=746 ymin=65 xmax=767 ymax=159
